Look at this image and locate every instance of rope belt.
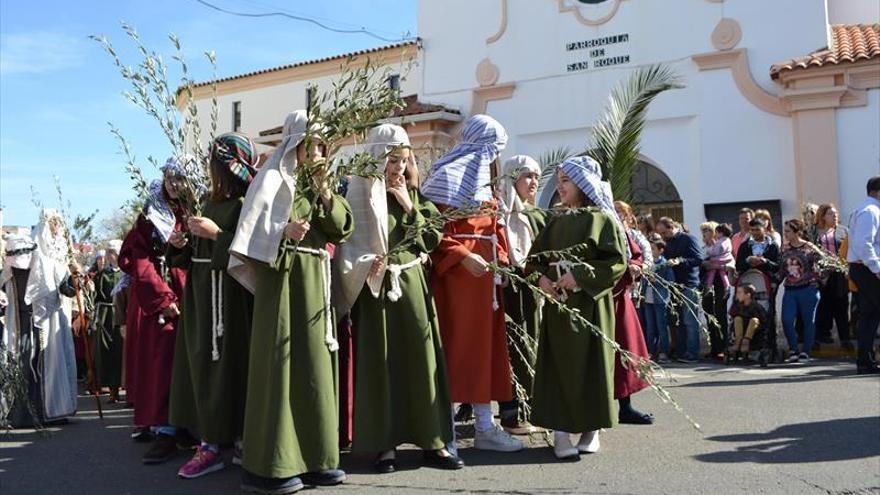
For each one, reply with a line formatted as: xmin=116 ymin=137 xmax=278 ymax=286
xmin=287 ymin=246 xmax=339 ymax=352
xmin=550 ymin=260 xmax=581 ymax=302
xmin=192 ymin=257 xmax=226 ymax=361
xmin=386 ymin=253 xmax=429 ymax=302
xmin=452 ymin=233 xmax=502 ymax=311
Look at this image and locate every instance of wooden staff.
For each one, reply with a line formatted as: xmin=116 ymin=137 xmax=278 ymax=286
xmin=73 ymin=274 xmax=103 ymax=419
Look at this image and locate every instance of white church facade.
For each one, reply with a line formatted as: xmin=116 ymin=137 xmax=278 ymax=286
xmin=184 ymin=0 xmax=880 ymax=229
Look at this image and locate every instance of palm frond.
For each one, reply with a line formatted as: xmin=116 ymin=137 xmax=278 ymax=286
xmin=537 ymin=146 xmax=577 ymax=196
xmin=587 ymin=64 xmax=684 ymax=203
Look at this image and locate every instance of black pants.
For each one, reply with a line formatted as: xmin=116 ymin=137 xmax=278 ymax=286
xmin=849 ymin=264 xmax=880 ymax=365
xmin=702 ymin=277 xmax=729 ymax=355
xmin=816 ymin=273 xmax=851 ymax=342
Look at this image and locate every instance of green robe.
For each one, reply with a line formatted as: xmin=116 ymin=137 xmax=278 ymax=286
xmin=168 ymin=197 xmax=253 ymax=445
xmin=503 ymin=205 xmax=548 ymax=410
xmin=92 ymin=267 xmax=123 ymax=389
xmin=527 ymin=208 xmax=626 ymax=433
xmin=352 ymin=191 xmax=453 ymax=453
xmin=243 ymin=192 xmax=354 ymax=479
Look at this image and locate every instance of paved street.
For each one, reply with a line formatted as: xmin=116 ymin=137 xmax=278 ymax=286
xmin=2 ymin=360 xmax=878 ymax=495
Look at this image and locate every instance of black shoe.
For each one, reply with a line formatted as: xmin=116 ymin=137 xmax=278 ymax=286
xmin=423 ymin=450 xmax=465 ymax=470
xmin=454 ymin=403 xmax=473 ymax=423
xmin=241 ymin=470 xmax=303 ymax=494
xmin=619 ymin=408 xmax=655 ymax=425
xmin=374 ymin=453 xmax=396 ymax=474
xmin=300 ymin=469 xmax=346 ymax=486
xmin=131 ymin=426 xmax=153 ymax=443
xmin=174 ymin=429 xmax=199 ymax=450
xmin=857 ymin=363 xmax=880 ymax=375
xmin=142 ymin=433 xmax=177 ymax=464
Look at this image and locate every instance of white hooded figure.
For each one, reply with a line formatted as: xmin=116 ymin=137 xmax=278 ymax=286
xmin=1 ymin=233 xmax=37 ymax=424
xmin=21 ymin=210 xmax=78 ymax=422
xmin=497 ymin=155 xmax=542 ymax=268
xmin=228 ymin=110 xmax=310 ymax=293
xmin=335 ymin=124 xmax=413 ymax=315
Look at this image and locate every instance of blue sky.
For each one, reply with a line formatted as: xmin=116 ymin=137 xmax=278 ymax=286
xmin=0 ymin=0 xmax=416 ymax=229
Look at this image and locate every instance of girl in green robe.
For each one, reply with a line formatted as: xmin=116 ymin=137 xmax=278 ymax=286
xmin=497 ymin=155 xmax=548 ymax=434
xmin=229 ymin=111 xmax=354 ymax=494
xmin=527 ymin=157 xmax=627 ymax=461
xmin=336 ymin=124 xmax=461 ymax=474
xmin=167 ymin=132 xmax=260 ymax=479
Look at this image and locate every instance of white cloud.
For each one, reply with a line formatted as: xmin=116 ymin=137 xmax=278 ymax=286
xmin=0 ymin=31 xmax=86 ymax=75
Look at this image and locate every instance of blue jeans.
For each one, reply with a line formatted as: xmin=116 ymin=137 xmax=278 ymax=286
xmin=782 ymin=285 xmax=820 ymax=354
xmin=644 ymin=302 xmax=670 ymax=355
xmin=675 ymin=287 xmax=702 ymax=359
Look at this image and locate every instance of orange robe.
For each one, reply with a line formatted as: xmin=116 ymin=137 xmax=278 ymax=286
xmin=431 ymin=203 xmax=513 ymax=403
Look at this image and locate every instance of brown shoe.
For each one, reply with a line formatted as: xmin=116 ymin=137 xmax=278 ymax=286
xmin=500 ymin=416 xmax=539 ymax=435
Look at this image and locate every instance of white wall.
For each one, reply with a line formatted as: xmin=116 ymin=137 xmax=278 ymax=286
xmin=837 ymin=90 xmax=880 ymax=218
xmin=827 ymin=0 xmax=880 ymax=25
xmin=417 ymin=0 xmax=821 ymax=225
xmin=190 ymin=54 xmax=422 ymax=149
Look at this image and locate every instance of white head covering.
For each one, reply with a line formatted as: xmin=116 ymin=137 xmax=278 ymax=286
xmin=1 ymin=234 xmax=37 ymax=290
xmin=24 ymin=209 xmax=70 ymax=327
xmin=559 ymin=156 xmax=631 ymax=259
xmin=107 ymin=239 xmax=123 ymax=254
xmin=498 ymin=155 xmax=541 ymax=267
xmin=335 ymin=124 xmax=411 ymax=314
xmin=228 ymin=110 xmax=310 ymax=292
xmin=421 ymin=114 xmax=507 ymax=208
xmin=144 ymin=156 xmax=188 ymax=243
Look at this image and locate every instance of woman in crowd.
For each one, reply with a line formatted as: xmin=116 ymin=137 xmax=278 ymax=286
xmin=498 ymin=155 xmax=547 ymax=435
xmin=229 ymin=110 xmax=354 ymax=493
xmin=755 ymin=209 xmax=782 ymax=247
xmin=528 ymin=156 xmax=627 ymax=459
xmin=779 ymin=219 xmax=823 ymax=363
xmin=813 ymin=203 xmax=851 ymax=347
xmin=168 ymin=132 xmax=259 ymax=479
xmin=118 ymin=161 xmax=189 ymax=464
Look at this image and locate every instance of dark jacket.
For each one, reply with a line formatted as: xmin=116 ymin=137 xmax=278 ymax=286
xmin=664 ymin=232 xmax=703 ymax=288
xmin=735 ymin=238 xmax=780 ymax=280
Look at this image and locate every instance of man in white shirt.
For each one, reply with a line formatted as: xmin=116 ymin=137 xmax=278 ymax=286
xmin=847 ymin=176 xmax=880 ymax=375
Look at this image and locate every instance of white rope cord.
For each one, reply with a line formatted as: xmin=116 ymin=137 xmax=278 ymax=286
xmin=192 ymin=257 xmax=225 ymax=361
xmin=293 ymin=247 xmax=339 ymax=352
xmin=385 ymin=253 xmax=429 ymax=302
xmin=550 ymin=260 xmax=581 ymax=302
xmin=451 ymin=233 xmax=502 ymax=311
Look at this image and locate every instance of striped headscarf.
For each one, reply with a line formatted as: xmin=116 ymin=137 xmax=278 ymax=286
xmin=212 ymin=132 xmax=258 ymax=184
xmin=421 ymin=114 xmax=508 ymax=208
xmin=559 ymin=156 xmax=631 ymax=259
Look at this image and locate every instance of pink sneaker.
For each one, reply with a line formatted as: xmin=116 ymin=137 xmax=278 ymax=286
xmin=177 ymin=446 xmax=225 ymax=479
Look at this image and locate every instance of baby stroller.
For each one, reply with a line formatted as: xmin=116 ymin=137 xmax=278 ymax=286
xmin=725 ymin=269 xmax=778 ymax=367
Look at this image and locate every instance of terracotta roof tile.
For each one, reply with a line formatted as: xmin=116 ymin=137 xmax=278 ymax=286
xmin=189 ymin=39 xmax=420 ymax=90
xmin=257 ymin=94 xmax=459 ymax=137
xmin=771 ymin=24 xmax=880 ymax=79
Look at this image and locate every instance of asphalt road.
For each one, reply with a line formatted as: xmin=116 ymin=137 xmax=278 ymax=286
xmin=2 ymin=360 xmax=879 ymax=495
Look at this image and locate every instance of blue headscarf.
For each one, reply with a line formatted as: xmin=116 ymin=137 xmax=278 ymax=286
xmin=421 ymin=114 xmax=508 ymax=208
xmin=559 ymin=156 xmax=631 ymax=258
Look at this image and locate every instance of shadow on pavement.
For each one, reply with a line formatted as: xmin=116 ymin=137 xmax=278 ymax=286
xmin=679 ymin=366 xmax=865 ymax=388
xmin=695 ymin=416 xmax=880 ymax=464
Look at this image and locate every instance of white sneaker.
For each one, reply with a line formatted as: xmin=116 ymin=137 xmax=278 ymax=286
xmin=786 ymin=352 xmax=800 ymax=363
xmin=474 ymin=424 xmax=524 ymax=452
xmin=553 ymin=431 xmax=579 ymax=460
xmin=577 ymin=430 xmax=600 ymax=454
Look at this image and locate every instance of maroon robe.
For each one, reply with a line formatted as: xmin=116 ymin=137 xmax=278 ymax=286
xmin=119 ymin=215 xmax=186 ymax=426
xmin=613 ymin=233 xmax=650 ymax=399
